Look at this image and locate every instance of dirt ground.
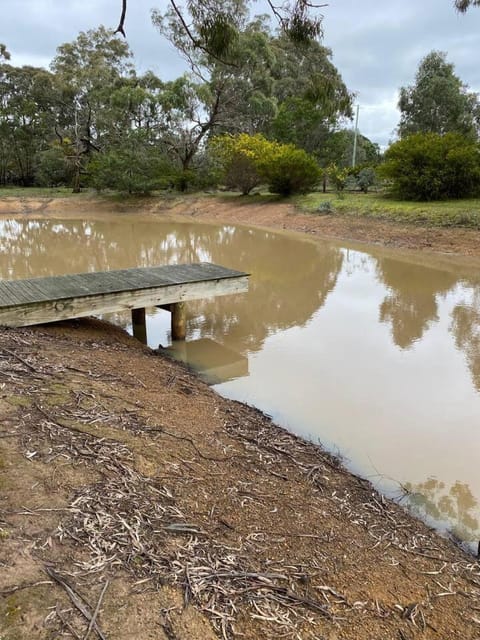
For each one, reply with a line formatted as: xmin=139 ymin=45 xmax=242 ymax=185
xmin=1 ymin=195 xmax=480 ymax=639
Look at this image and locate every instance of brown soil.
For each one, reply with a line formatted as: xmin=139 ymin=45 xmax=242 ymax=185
xmin=1 ymin=195 xmax=480 ymax=639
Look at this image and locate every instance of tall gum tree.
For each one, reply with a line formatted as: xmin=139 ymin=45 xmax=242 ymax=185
xmin=51 ymin=26 xmax=134 ymax=191
xmin=0 ymin=64 xmax=58 ymax=185
xmin=152 ymin=4 xmax=351 ymax=172
xmin=118 ymin=0 xmax=324 ymax=50
xmin=398 ymin=51 xmax=480 ymax=139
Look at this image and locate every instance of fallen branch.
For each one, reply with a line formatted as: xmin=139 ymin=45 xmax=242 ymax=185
xmin=44 ymin=567 xmax=107 ymax=640
xmin=83 ymin=580 xmax=110 ymax=640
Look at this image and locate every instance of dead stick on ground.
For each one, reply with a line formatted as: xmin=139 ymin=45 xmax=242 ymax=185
xmin=45 ymin=567 xmax=107 ymax=640
xmin=56 ymin=602 xmax=83 ymax=640
xmin=83 ymin=580 xmax=110 ymax=640
xmin=0 ymin=580 xmax=52 ymax=596
xmin=142 ymin=426 xmax=236 ymax=463
xmin=0 ymin=347 xmax=39 ymax=372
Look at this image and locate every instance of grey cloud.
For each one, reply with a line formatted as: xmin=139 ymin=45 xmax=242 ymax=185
xmin=323 ymin=0 xmax=480 ymax=144
xmin=2 ymin=0 xmax=480 ymax=145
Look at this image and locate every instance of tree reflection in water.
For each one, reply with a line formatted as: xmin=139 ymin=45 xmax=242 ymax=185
xmin=404 ymin=477 xmax=479 ymax=543
xmin=376 ymin=258 xmax=457 ymax=349
xmin=4 ymin=216 xmax=480 ymax=547
xmin=451 ymin=290 xmax=480 ymax=393
xmin=0 ymin=218 xmax=344 ymax=356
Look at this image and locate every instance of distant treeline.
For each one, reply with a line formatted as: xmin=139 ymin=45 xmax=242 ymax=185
xmin=0 ymin=19 xmax=380 ymax=195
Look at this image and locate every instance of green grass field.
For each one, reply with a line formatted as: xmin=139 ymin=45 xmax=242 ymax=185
xmin=295 ymin=191 xmax=480 ymax=229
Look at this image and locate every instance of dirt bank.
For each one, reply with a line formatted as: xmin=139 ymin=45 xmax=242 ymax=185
xmin=1 ymin=195 xmax=480 ymax=639
xmin=2 ymin=193 xmax=480 ymax=257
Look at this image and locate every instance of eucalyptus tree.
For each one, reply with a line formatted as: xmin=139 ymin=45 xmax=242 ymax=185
xmin=398 ymin=51 xmax=480 ymax=139
xmin=268 ymin=36 xmax=352 ymax=154
xmin=50 ymin=26 xmax=135 ymax=190
xmin=151 ymin=5 xmax=275 ymax=178
xmin=152 ymin=4 xmax=351 ymax=176
xmin=119 ymin=0 xmax=323 ymax=49
xmin=455 ymin=0 xmax=480 ymax=10
xmin=318 ymin=129 xmax=380 ymax=169
xmin=0 ymin=64 xmax=58 ymax=185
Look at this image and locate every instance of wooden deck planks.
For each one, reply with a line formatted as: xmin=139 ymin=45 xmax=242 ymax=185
xmin=0 ymin=263 xmax=245 ymax=307
xmin=0 ymin=263 xmax=249 ymax=330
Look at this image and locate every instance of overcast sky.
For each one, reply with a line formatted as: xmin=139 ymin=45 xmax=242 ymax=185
xmin=2 ymin=0 xmax=480 ymax=147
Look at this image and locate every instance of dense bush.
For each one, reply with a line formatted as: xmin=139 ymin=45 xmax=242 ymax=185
xmin=264 ymin=145 xmax=320 ymax=195
xmin=381 ymin=133 xmax=480 ymax=200
xmin=35 ymin=146 xmax=73 ymax=187
xmin=87 ymin=143 xmax=175 ymax=194
xmin=211 ymin=133 xmax=320 ymax=196
xmin=356 ymin=167 xmax=377 ymax=193
xmin=225 ymin=154 xmax=261 ymax=195
xmin=211 ymin=133 xmax=272 ymax=194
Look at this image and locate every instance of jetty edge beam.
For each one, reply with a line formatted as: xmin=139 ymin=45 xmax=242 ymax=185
xmin=0 ymin=263 xmax=249 ymax=342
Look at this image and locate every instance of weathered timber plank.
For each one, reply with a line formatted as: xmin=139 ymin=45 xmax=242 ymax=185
xmin=0 ymin=263 xmax=245 ymax=308
xmin=0 ymin=275 xmax=249 ymax=327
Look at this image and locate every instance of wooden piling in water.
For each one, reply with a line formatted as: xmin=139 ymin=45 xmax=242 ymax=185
xmin=0 ymin=263 xmax=249 ymax=346
xmin=171 ymin=302 xmax=187 ymax=340
xmin=131 ymin=308 xmax=147 ymax=344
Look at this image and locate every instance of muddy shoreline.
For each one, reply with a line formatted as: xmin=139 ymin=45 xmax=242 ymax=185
xmin=3 ymin=193 xmax=480 ymax=259
xmin=1 ymin=195 xmax=480 ymax=639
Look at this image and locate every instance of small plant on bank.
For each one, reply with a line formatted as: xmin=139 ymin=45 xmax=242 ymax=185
xmin=326 ymin=163 xmax=350 ymax=198
xmin=317 ymin=200 xmax=334 ymax=214
xmin=356 ymin=167 xmax=377 ymax=193
xmin=263 ymin=145 xmax=321 ymax=196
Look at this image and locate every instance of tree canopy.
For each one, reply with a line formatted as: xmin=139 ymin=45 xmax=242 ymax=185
xmin=398 ymin=51 xmax=480 ymax=139
xmin=117 ymin=0 xmax=325 ymax=51
xmin=0 ymin=44 xmax=10 ymax=60
xmin=455 ymin=0 xmax=480 ymax=10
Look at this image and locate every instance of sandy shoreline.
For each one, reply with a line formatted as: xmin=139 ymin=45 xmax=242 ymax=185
xmin=1 ymin=195 xmax=480 ymax=639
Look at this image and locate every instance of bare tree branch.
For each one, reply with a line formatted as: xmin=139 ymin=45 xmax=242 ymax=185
xmin=115 ymin=0 xmax=127 ymax=37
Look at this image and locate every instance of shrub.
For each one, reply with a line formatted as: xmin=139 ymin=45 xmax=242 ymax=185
xmin=35 ymin=147 xmax=72 ymax=187
xmin=263 ymin=145 xmax=320 ymax=196
xmin=210 ymin=133 xmax=275 ymax=195
xmin=317 ymin=200 xmax=333 ymax=213
xmin=356 ymin=167 xmax=377 ymax=193
xmin=225 ymin=154 xmax=261 ymax=194
xmin=380 ymin=133 xmax=480 ymax=200
xmin=326 ymin=163 xmax=349 ymax=194
xmin=87 ymin=146 xmax=175 ymax=194
xmin=211 ymin=133 xmax=320 ymax=196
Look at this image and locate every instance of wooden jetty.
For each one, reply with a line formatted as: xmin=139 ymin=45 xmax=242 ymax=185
xmin=0 ymin=263 xmax=249 ymax=342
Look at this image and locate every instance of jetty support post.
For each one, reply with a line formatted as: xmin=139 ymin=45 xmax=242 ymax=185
xmin=131 ymin=307 xmax=147 ymax=344
xmin=171 ymin=302 xmax=186 ymax=341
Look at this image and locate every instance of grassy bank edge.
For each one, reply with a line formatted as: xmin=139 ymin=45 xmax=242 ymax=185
xmin=2 ymin=186 xmax=480 ymax=229
xmin=295 ymin=191 xmax=480 ymax=228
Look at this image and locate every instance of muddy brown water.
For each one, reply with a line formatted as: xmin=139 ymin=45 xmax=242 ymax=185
xmin=1 ymin=215 xmax=480 ymax=550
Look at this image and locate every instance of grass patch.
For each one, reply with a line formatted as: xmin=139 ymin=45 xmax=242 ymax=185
xmin=215 ymin=190 xmax=284 ymax=205
xmin=296 ymin=192 xmax=480 ymax=229
xmin=0 ymin=186 xmax=84 ymax=198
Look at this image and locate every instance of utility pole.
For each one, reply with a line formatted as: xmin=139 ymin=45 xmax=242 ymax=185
xmin=352 ymin=104 xmax=360 ymax=168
